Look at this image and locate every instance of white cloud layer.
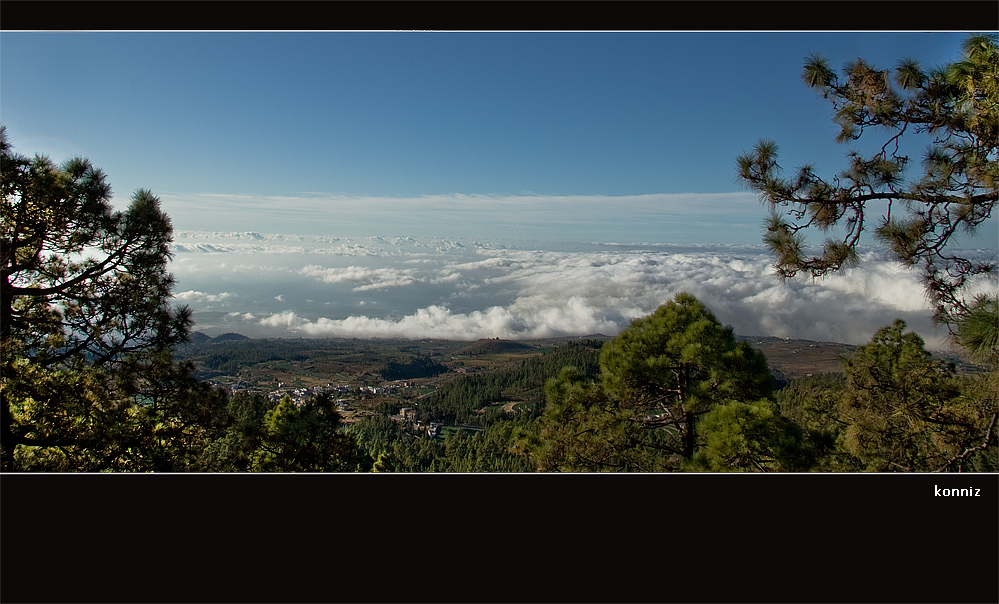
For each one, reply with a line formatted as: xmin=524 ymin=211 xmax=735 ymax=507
xmin=299 ymin=265 xmax=419 ymax=291
xmin=173 ymin=290 xmax=234 ymax=304
xmin=167 ymin=232 xmax=997 ymax=350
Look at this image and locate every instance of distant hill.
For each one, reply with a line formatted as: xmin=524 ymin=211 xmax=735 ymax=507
xmin=209 ymin=332 xmax=249 ymax=343
xmin=380 ymin=356 xmax=450 ymax=380
xmin=456 ymin=338 xmax=535 ymax=356
xmin=187 ymin=331 xmax=213 ymax=345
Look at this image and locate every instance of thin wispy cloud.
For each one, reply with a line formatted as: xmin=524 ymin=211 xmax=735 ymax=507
xmin=159 ymin=192 xmax=767 ymax=244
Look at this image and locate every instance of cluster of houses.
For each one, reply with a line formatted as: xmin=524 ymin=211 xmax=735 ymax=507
xmin=395 ymin=408 xmax=442 ymax=439
xmin=265 ymin=383 xmax=354 ymax=410
xmin=213 ymin=376 xmax=433 ymax=417
xmin=208 ymin=375 xmax=461 ymax=439
xmin=225 ymin=379 xmax=257 ymax=394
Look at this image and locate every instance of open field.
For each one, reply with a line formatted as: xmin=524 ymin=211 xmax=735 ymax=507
xmin=736 ymin=336 xmax=855 ymax=380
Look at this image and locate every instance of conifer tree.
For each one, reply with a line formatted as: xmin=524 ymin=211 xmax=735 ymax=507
xmin=599 ymin=292 xmax=773 ymax=461
xmin=518 ymin=293 xmax=775 ymax=470
xmin=250 ymin=394 xmax=364 ymax=472
xmin=736 ymin=33 xmax=998 ymax=328
xmin=838 ymin=320 xmax=995 ymax=471
xmin=1 ymin=126 xmax=196 ymax=470
xmin=689 ymin=399 xmax=821 ymax=472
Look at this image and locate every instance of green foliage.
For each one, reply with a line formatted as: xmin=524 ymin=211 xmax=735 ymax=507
xmin=174 ymin=337 xmax=355 ymax=379
xmin=5 ymin=350 xmax=229 ymax=471
xmin=773 ymin=320 xmax=998 ymax=472
xmin=197 ymin=392 xmax=274 ymax=471
xmin=688 ymin=399 xmax=822 ymax=472
xmin=737 ymin=34 xmax=998 ymax=328
xmin=419 ymin=340 xmax=602 ymax=425
xmin=512 ymin=367 xmax=659 ymax=471
xmin=428 ymin=423 xmax=530 ymax=472
xmin=249 ymin=394 xmax=366 ymax=472
xmin=1 ymin=127 xmax=191 ymax=367
xmin=6 ymin=359 xmax=140 ymax=471
xmin=774 ymin=374 xmax=856 ymax=471
xmin=599 ymin=292 xmax=774 ymax=460
xmin=745 ymin=49 xmax=999 ymax=460
xmin=840 ymin=320 xmax=966 ymax=471
xmin=955 ymin=295 xmax=999 ymax=368
xmin=513 ymin=298 xmax=993 ymax=473
xmin=350 ymin=414 xmax=404 ymax=463
xmin=350 ymin=412 xmax=534 ymax=473
xmin=944 ymin=370 xmax=999 ymax=472
xmin=372 ymin=451 xmax=394 ymax=472
xmin=516 ymin=294 xmax=775 ymax=471
xmin=380 ymin=355 xmax=449 ymax=380
xmin=1 ymin=127 xmax=375 ymax=473
xmin=1 ymin=127 xmax=208 ymax=470
xmin=421 ymin=374 xmax=505 ymax=425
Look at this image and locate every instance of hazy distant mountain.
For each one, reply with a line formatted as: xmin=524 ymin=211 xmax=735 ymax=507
xmin=187 ymin=331 xmax=213 ymax=345
xmin=210 ymin=332 xmax=249 ymax=343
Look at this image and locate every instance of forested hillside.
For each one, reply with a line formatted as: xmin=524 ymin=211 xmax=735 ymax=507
xmin=164 ymin=309 xmax=997 ymax=474
xmin=417 ymin=340 xmax=603 ymax=425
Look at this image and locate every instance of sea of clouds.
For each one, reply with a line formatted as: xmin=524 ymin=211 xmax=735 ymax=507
xmin=167 ymin=230 xmax=997 ymax=350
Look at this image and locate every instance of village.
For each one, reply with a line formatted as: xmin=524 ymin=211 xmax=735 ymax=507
xmin=204 ymin=373 xmax=455 ymax=439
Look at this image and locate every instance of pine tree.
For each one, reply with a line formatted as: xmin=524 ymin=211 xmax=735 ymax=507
xmin=1 ymin=126 xmax=195 ymax=470
xmin=599 ymin=292 xmax=773 ymax=460
xmin=518 ymin=293 xmax=775 ymax=471
xmin=838 ymin=320 xmax=995 ymax=471
xmin=736 ymin=33 xmax=997 ymax=328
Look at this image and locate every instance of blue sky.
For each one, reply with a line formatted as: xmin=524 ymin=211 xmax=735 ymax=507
xmin=2 ymin=31 xmax=995 ymax=345
xmin=1 ymin=31 xmax=987 ymax=243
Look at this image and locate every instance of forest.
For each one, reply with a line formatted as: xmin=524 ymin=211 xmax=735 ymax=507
xmin=5 ymin=297 xmax=997 ymax=472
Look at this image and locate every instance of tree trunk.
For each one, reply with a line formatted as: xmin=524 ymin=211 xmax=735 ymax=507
xmin=683 ymin=410 xmax=696 ymax=460
xmin=1 ymin=389 xmax=15 ymax=471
